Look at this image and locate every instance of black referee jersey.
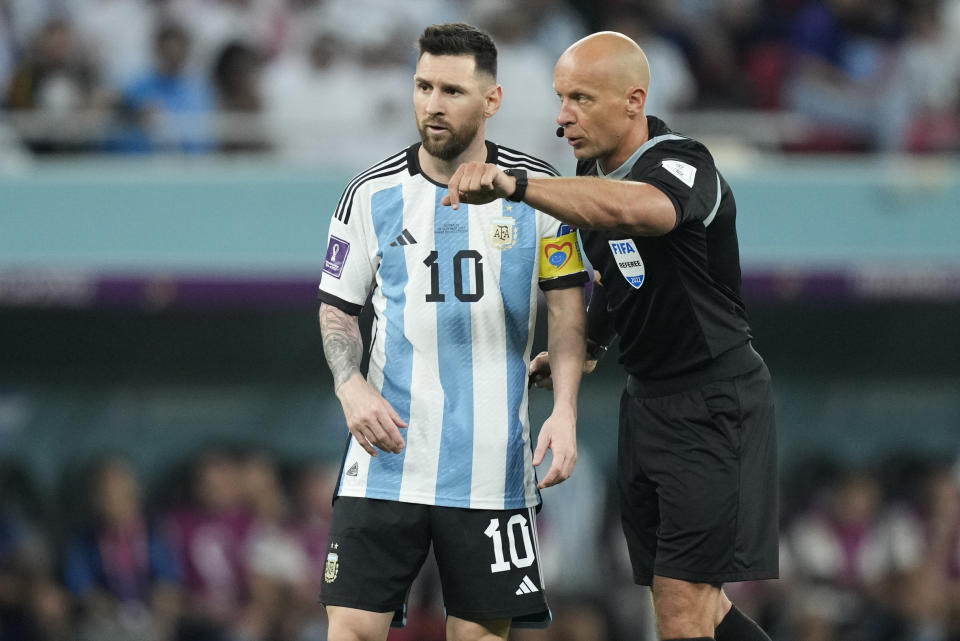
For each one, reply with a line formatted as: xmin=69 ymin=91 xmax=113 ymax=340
xmin=579 ymin=116 xmax=757 ymax=383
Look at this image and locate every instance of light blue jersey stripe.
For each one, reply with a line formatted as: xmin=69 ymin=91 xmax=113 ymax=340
xmin=500 ymin=202 xmax=536 ymax=507
xmin=434 ymin=187 xmax=474 ymax=506
xmin=367 ymin=184 xmax=410 ymax=499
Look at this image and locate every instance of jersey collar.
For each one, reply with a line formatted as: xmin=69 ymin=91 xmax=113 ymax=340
xmin=406 ymin=141 xmax=499 ymax=187
xmin=596 ymin=116 xmax=683 ymax=180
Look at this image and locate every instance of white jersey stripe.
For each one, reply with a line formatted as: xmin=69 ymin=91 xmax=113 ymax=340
xmin=470 ymin=211 xmax=508 ymax=507
xmin=498 ymin=146 xmax=560 ymax=176
xmin=364 ymin=183 xmax=410 ymax=498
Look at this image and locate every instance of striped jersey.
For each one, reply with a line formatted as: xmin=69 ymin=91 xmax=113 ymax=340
xmin=318 ymin=141 xmax=588 ymax=510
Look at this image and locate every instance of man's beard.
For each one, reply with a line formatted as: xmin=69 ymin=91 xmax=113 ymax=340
xmin=418 ymin=116 xmax=481 ymax=161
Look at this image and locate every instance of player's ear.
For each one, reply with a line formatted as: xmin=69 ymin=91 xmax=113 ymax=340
xmin=484 ymin=83 xmax=502 ymax=118
xmin=625 ymin=85 xmax=646 ymax=116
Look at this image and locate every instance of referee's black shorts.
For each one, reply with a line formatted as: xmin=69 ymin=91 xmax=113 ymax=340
xmin=617 ymin=354 xmax=779 ymax=586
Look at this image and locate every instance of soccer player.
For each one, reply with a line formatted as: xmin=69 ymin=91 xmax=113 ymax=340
xmin=445 ymin=31 xmax=778 ymax=641
xmin=316 ymin=23 xmax=588 ymax=641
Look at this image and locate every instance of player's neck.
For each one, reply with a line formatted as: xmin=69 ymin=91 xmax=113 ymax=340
xmin=599 ymin=115 xmax=650 ymax=175
xmin=419 ymin=133 xmax=489 ymax=186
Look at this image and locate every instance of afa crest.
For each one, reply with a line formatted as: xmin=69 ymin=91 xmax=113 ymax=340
xmin=324 ymin=552 xmax=339 ymax=583
xmin=488 ymin=216 xmax=516 ymax=250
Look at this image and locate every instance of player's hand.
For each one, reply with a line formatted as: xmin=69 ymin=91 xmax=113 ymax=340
xmin=335 ymin=373 xmax=407 ymax=456
xmin=533 ymin=409 xmax=577 ymax=489
xmin=442 ymin=162 xmax=516 ymax=209
xmin=528 ymin=351 xmax=598 ymax=390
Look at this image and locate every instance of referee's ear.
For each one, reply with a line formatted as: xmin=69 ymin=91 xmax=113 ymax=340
xmin=483 ymin=84 xmax=503 ymax=118
xmin=625 ymin=84 xmax=646 ymax=117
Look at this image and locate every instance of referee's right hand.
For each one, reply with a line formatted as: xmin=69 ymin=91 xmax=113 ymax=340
xmin=335 ymin=373 xmax=407 ymax=456
xmin=528 ymin=351 xmax=599 ymax=390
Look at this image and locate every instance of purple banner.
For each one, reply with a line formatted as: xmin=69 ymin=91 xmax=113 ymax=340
xmin=0 ymin=267 xmax=959 ymax=309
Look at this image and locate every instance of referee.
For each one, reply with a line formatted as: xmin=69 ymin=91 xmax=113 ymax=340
xmin=445 ymin=32 xmax=777 ymax=641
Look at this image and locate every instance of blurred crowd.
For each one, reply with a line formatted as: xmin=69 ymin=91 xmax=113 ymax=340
xmin=1 ymin=0 xmax=960 ymax=160
xmin=0 ymin=446 xmax=958 ymax=641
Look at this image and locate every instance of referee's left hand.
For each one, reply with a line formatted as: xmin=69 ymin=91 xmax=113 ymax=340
xmin=533 ymin=411 xmax=577 ymax=489
xmin=442 ymin=162 xmax=516 ymax=209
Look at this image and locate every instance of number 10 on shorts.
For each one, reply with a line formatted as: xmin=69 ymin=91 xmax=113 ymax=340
xmin=484 ymin=515 xmax=535 ymax=573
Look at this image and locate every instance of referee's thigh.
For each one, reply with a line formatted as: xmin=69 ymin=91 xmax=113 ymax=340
xmin=618 ymin=367 xmax=778 ymax=584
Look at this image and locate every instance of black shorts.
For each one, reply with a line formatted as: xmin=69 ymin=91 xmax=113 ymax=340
xmin=318 ymin=497 xmax=550 ymax=627
xmin=618 ymin=362 xmax=779 ymax=586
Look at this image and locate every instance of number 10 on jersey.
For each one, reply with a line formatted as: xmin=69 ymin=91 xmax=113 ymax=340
xmin=423 ymin=250 xmax=485 ymax=303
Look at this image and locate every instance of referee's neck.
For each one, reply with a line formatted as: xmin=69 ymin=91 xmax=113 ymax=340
xmin=599 ymin=116 xmax=650 ymax=175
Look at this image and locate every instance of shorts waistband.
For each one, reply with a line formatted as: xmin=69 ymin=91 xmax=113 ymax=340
xmin=626 ymin=342 xmax=763 ymax=398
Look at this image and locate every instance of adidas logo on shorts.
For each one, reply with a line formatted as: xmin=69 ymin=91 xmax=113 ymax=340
xmin=346 ymin=462 xmax=359 ymax=477
xmin=515 ymin=575 xmax=539 ymax=595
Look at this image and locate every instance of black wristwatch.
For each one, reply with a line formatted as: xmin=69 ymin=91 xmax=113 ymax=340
xmin=503 ymin=168 xmax=528 ymax=202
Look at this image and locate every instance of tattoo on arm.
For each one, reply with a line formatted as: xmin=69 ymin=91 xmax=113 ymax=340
xmin=319 ymin=304 xmax=363 ymax=390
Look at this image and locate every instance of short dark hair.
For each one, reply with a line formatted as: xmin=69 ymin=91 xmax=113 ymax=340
xmin=417 ymin=23 xmax=497 ymax=79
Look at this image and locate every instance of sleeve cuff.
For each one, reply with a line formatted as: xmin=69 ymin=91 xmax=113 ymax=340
xmin=539 ymin=271 xmax=589 ymax=291
xmin=318 ymin=289 xmax=364 ymax=316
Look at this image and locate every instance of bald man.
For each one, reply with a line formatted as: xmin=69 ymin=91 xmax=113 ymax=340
xmin=445 ymin=32 xmax=778 ymax=641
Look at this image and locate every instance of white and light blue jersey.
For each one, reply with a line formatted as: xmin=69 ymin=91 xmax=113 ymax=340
xmin=318 ymin=141 xmax=587 ymax=510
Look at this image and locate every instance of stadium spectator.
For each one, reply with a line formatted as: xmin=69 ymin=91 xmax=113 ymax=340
xmin=0 ymin=2 xmax=14 ymax=93
xmin=783 ymin=0 xmax=910 ymax=151
xmin=285 ymin=461 xmax=338 ymax=641
xmin=165 ymin=449 xmax=254 ymax=640
xmin=66 ymin=0 xmax=157 ymax=88
xmin=0 ymin=462 xmax=70 ymax=641
xmin=784 ymin=469 xmax=889 ymax=641
xmin=605 ymin=8 xmax=696 ymax=120
xmin=877 ymin=463 xmax=960 ymax=641
xmin=238 ymin=451 xmax=308 ymax=641
xmin=62 ymin=457 xmax=182 ymax=641
xmin=211 ymin=39 xmax=270 ymax=152
xmin=4 ymin=16 xmax=108 ymax=153
xmin=261 ymin=30 xmax=410 ymax=162
xmin=896 ymin=0 xmax=960 ymax=152
xmin=473 ymin=1 xmax=565 ymax=161
xmin=181 ymin=0 xmax=288 ymax=74
xmin=109 ymin=20 xmax=215 ymax=153
xmin=1 ymin=0 xmax=54 ymax=55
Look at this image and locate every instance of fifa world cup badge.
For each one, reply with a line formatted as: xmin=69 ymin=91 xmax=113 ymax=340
xmin=324 ymin=552 xmax=339 ymax=583
xmin=488 ymin=216 xmax=516 ymax=250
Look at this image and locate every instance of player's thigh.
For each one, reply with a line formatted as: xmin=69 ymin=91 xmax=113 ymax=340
xmin=430 ymin=505 xmax=549 ymax=627
xmin=446 ymin=615 xmax=511 ymax=641
xmin=319 ymin=497 xmax=432 ymax=617
xmin=326 ymin=606 xmax=394 ymax=641
xmin=617 ymin=388 xmax=660 ymax=586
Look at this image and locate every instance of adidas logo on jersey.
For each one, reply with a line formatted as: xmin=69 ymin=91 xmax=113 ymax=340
xmin=390 ymin=229 xmax=417 ymax=246
xmin=346 ymin=462 xmax=359 ymax=477
xmin=515 ymin=575 xmax=539 ymax=595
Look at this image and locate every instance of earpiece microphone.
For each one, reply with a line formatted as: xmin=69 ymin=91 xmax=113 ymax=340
xmin=556 ymin=126 xmax=564 ymax=138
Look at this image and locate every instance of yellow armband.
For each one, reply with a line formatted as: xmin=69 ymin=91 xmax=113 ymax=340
xmin=538 ymin=231 xmax=585 ymax=281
